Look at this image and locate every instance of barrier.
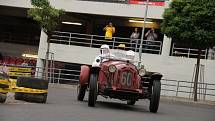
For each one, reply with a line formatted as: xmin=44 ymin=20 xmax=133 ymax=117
xmin=0 ymin=78 xmax=47 ymax=94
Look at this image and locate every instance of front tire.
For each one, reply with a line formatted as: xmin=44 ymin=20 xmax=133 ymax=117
xmin=77 ymin=84 xmax=87 ymax=101
xmin=88 ymin=74 xmax=98 ymax=107
xmin=149 ymin=80 xmax=161 ymax=113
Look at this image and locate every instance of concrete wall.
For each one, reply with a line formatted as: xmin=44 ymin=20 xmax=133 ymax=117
xmin=0 ymin=0 xmax=168 ymax=19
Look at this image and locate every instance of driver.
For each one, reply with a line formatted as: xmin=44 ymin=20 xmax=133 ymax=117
xmin=100 ymin=44 xmax=111 ymax=57
xmin=92 ymin=44 xmax=114 ymax=66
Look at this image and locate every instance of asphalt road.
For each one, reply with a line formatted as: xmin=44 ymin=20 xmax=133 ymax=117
xmin=0 ymin=85 xmax=215 ymax=121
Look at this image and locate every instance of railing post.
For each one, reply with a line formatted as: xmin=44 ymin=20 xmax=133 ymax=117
xmin=57 ymin=69 xmax=61 ymax=84
xmin=90 ymin=35 xmax=93 ymax=47
xmin=159 ymin=41 xmax=162 ymax=55
xmin=69 ymin=33 xmax=71 ymax=45
xmin=203 ymin=83 xmax=207 ymax=101
xmin=188 ymin=48 xmax=190 ymax=58
xmin=171 ymin=43 xmax=175 ymax=56
xmin=36 ymin=67 xmax=39 ymax=78
xmin=112 ymin=37 xmax=116 ymax=49
xmin=204 ymin=49 xmax=207 ymax=59
xmin=135 ymin=39 xmax=138 ymax=52
xmin=176 ymin=81 xmax=180 ymax=96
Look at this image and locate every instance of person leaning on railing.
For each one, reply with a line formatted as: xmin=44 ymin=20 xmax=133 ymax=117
xmin=145 ymin=28 xmax=158 ymax=49
xmin=103 ymin=22 xmax=115 ymax=47
xmin=130 ymin=27 xmax=140 ymax=51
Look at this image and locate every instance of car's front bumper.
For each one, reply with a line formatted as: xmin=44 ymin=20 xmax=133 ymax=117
xmin=103 ymin=88 xmax=148 ymax=100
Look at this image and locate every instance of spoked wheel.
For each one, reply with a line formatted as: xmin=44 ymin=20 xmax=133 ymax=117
xmin=127 ymin=100 xmax=136 ymax=105
xmin=88 ymin=74 xmax=98 ymax=107
xmin=149 ymin=80 xmax=161 ymax=113
xmin=77 ymin=84 xmax=87 ymax=101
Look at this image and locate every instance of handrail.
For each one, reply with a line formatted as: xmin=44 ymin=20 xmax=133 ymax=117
xmin=161 ymin=79 xmax=215 ymax=101
xmin=171 ymin=43 xmax=207 ymax=59
xmin=50 ymin=31 xmax=163 ymax=55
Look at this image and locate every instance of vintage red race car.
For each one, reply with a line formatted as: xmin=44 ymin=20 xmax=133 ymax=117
xmin=77 ymin=52 xmax=162 ymax=113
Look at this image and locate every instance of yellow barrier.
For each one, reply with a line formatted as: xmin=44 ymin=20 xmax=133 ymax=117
xmin=8 ymin=72 xmax=31 ymax=77
xmin=0 ymin=66 xmax=32 ymax=72
xmin=0 ymin=66 xmax=32 ymax=77
xmin=0 ymin=79 xmax=47 ymax=94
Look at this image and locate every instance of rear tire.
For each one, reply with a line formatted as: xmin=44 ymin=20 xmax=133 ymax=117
xmin=0 ymin=93 xmax=7 ymax=103
xmin=88 ymin=74 xmax=98 ymax=107
xmin=149 ymin=80 xmax=161 ymax=113
xmin=77 ymin=84 xmax=87 ymax=101
xmin=127 ymin=100 xmax=136 ymax=105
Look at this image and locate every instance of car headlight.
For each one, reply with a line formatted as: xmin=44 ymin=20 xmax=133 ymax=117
xmin=139 ymin=68 xmax=146 ymax=76
xmin=108 ymin=65 xmax=117 ymax=73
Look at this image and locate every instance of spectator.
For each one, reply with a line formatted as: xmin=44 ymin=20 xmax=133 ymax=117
xmin=145 ymin=28 xmax=158 ymax=49
xmin=0 ymin=63 xmax=9 ymax=74
xmin=21 ymin=60 xmax=29 ymax=67
xmin=130 ymin=28 xmax=140 ymax=51
xmin=208 ymin=46 xmax=215 ymax=60
xmin=103 ymin=22 xmax=115 ymax=46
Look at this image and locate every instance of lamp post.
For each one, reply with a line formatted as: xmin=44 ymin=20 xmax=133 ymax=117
xmin=138 ymin=0 xmax=150 ymax=68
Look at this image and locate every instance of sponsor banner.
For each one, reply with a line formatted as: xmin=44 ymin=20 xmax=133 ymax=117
xmin=129 ymin=0 xmax=165 ymax=6
xmin=8 ymin=72 xmax=31 ymax=77
xmin=0 ymin=66 xmax=32 ymax=73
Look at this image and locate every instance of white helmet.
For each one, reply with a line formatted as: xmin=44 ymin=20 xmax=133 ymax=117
xmin=100 ymin=44 xmax=110 ymax=55
xmin=100 ymin=44 xmax=110 ymax=49
xmin=126 ymin=50 xmax=135 ymax=60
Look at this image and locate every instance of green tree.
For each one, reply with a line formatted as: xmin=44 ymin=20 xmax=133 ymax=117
xmin=28 ymin=0 xmax=64 ymax=80
xmin=161 ymin=0 xmax=215 ymax=101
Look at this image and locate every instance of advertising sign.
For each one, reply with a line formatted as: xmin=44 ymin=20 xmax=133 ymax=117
xmin=129 ymin=0 xmax=165 ymax=6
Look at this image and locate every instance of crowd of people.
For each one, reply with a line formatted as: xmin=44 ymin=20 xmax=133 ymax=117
xmin=0 ymin=56 xmax=37 ymax=67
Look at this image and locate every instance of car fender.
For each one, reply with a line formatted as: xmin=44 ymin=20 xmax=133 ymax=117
xmin=151 ymin=73 xmax=163 ymax=80
xmin=79 ymin=65 xmax=90 ymax=85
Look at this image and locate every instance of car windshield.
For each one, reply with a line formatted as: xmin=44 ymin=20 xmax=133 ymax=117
xmin=102 ymin=51 xmax=130 ymax=62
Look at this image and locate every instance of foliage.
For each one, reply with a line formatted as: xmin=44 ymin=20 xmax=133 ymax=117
xmin=161 ymin=0 xmax=215 ymax=49
xmin=28 ymin=0 xmax=64 ymax=33
xmin=31 ymin=0 xmax=49 ymax=8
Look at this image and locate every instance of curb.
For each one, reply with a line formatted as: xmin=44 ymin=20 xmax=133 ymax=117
xmin=160 ymin=96 xmax=215 ymax=107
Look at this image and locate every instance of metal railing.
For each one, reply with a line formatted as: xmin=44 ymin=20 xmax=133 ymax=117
xmin=34 ymin=67 xmax=80 ymax=84
xmin=50 ymin=31 xmax=163 ymax=55
xmin=161 ymin=79 xmax=215 ymax=101
xmin=171 ymin=43 xmax=208 ymax=59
